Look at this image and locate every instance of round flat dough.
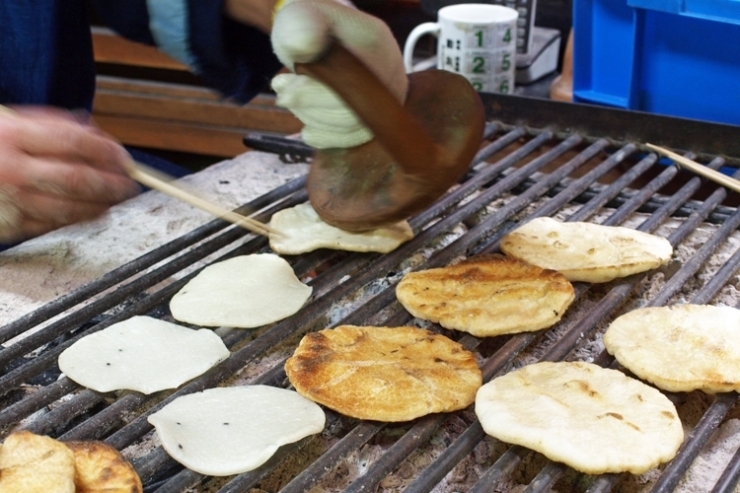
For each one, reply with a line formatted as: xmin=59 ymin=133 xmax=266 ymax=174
xmin=475 ymin=361 xmax=684 ymax=475
xmin=500 ymin=217 xmax=673 ymax=283
xmin=396 ymin=254 xmax=575 ymax=337
xmin=269 ymin=203 xmax=414 ymax=255
xmin=58 ymin=316 xmax=229 ymax=395
xmin=604 ymin=304 xmax=740 ymax=393
xmin=286 ymin=325 xmax=482 ymax=422
xmin=65 ymin=441 xmax=143 ymax=493
xmin=147 ymin=386 xmax=325 ymax=476
xmin=169 ymin=254 xmax=312 ymax=328
xmin=0 ymin=431 xmax=76 ymax=493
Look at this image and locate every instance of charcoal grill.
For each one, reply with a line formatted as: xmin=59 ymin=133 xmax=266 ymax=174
xmin=2 ymin=93 xmax=740 ymax=493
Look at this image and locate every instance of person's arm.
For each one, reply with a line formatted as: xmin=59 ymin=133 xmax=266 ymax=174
xmin=0 ymin=108 xmax=139 ymax=243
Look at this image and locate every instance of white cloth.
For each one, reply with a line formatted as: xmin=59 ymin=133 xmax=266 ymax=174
xmin=270 ymin=0 xmax=408 ymax=149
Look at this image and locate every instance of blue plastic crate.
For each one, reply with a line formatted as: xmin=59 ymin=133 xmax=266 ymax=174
xmin=573 ymin=0 xmax=740 ymax=126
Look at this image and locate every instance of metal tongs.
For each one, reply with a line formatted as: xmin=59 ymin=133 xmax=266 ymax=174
xmin=646 ymin=143 xmax=740 ymax=194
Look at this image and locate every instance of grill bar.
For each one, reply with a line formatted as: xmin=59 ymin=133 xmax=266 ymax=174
xmin=496 ymin=166 xmax=740 ymax=493
xmin=142 ymin=363 xmax=296 ymax=493
xmin=653 ymin=394 xmax=740 ymax=493
xmin=403 ymin=334 xmax=539 ymax=493
xmin=0 ymin=177 xmax=306 ymax=346
xmin=399 ymin=136 xmax=737 ymax=493
xmin=0 ymin=231 xmax=272 ymax=392
xmin=567 ymin=152 xmax=657 ymax=222
xmin=711 ymin=445 xmax=740 ymax=493
xmin=651 ymin=195 xmax=740 ymax=308
xmin=278 ymin=422 xmax=383 ymax=493
xmin=579 ymin=219 xmax=740 ymax=493
xmin=697 ymin=246 xmax=740 ymax=304
xmin=1 ymin=104 xmax=739 ymax=493
xmin=524 ymin=463 xmax=569 ymax=493
xmin=141 ymin=131 xmax=594 ymax=493
xmin=84 ymin=128 xmax=546 ymax=484
xmin=304 ymin=136 xmax=705 ymax=493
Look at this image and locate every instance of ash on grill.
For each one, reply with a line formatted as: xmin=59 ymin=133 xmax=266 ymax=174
xmin=2 ymin=95 xmax=740 ymax=493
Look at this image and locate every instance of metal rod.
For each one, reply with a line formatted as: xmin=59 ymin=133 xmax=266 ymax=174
xmin=651 ymin=394 xmax=740 ymax=493
xmin=523 ymin=462 xmax=569 ymax=493
xmin=2 ymin=115 xmax=739 ymax=493
xmin=710 ymin=442 xmax=740 ymax=493
xmin=0 ymin=177 xmax=305 ymax=346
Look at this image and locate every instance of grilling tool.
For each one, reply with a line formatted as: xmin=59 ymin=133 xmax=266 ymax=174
xmin=0 ymin=105 xmax=276 ymax=238
xmin=294 ymin=41 xmax=485 ymax=231
xmin=124 ymin=160 xmax=277 ymax=237
xmin=646 ymin=143 xmax=740 ymax=194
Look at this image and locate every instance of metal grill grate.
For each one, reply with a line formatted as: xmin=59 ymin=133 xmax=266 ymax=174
xmin=2 ymin=95 xmax=740 ymax=493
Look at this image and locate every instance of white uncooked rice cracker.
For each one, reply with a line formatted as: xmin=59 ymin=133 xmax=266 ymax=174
xmin=604 ymin=304 xmax=740 ymax=393
xmin=475 ymin=361 xmax=684 ymax=475
xmin=58 ymin=316 xmax=229 ymax=395
xmin=169 ymin=254 xmax=312 ymax=328
xmin=148 ymin=385 xmax=326 ymax=476
xmin=269 ymin=203 xmax=414 ymax=254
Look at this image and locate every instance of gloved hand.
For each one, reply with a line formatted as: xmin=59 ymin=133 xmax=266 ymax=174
xmin=270 ymin=0 xmax=408 ymax=149
xmin=0 ymin=107 xmax=140 ymax=243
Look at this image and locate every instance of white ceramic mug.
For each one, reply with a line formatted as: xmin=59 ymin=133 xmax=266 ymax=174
xmin=403 ymin=4 xmax=518 ymax=94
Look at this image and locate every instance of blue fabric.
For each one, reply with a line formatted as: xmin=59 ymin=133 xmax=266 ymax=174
xmin=0 ymin=0 xmax=283 ymax=109
xmin=145 ymin=0 xmax=198 ymax=69
xmin=0 ymin=0 xmax=96 ymax=110
xmin=0 ymin=0 xmax=283 ymax=250
xmin=90 ymin=0 xmax=283 ymax=103
xmin=187 ymin=0 xmax=283 ymax=102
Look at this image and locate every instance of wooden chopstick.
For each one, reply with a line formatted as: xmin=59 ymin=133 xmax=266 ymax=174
xmin=645 ymin=143 xmax=740 ymax=194
xmin=1 ymin=105 xmax=278 ymax=237
xmin=124 ymin=160 xmax=279 ymax=237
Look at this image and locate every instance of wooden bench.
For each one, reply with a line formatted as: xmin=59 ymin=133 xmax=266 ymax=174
xmin=91 ymin=27 xmax=301 ymax=157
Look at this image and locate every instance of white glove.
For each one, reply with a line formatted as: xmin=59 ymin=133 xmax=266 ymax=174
xmin=270 ymin=0 xmax=408 ymax=149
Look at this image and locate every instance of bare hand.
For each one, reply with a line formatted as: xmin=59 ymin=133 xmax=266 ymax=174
xmin=0 ymin=108 xmax=140 ymax=243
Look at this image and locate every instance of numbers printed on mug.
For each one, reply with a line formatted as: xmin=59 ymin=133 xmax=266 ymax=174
xmin=406 ymin=4 xmax=519 ymax=94
xmin=494 ymin=51 xmax=513 ymax=74
xmin=494 ymin=75 xmax=512 ymax=94
xmin=463 ymin=25 xmax=515 ymax=49
xmin=435 ymin=19 xmax=516 ymax=94
xmin=465 ymin=28 xmax=493 ymax=49
xmin=468 ymin=75 xmax=513 ymax=93
xmin=465 ymin=52 xmax=491 ymax=74
xmin=468 ymin=77 xmax=488 ymax=92
xmin=466 ymin=51 xmax=514 ymax=75
xmin=497 ymin=24 xmax=514 ymax=46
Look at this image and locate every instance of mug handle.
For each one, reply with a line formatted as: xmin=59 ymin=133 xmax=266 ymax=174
xmin=403 ymin=22 xmax=440 ymax=73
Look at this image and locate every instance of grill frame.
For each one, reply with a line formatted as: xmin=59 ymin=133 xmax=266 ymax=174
xmin=2 ymin=96 xmax=740 ymax=493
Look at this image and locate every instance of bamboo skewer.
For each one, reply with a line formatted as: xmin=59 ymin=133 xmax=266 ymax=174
xmin=646 ymin=143 xmax=740 ymax=194
xmin=124 ymin=160 xmax=279 ymax=238
xmin=2 ymin=105 xmax=278 ymax=237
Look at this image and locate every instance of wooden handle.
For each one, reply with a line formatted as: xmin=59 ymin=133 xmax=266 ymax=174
xmin=645 ymin=143 xmax=740 ymax=194
xmin=125 ymin=161 xmax=278 ymax=237
xmin=295 ymin=42 xmax=438 ymax=177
